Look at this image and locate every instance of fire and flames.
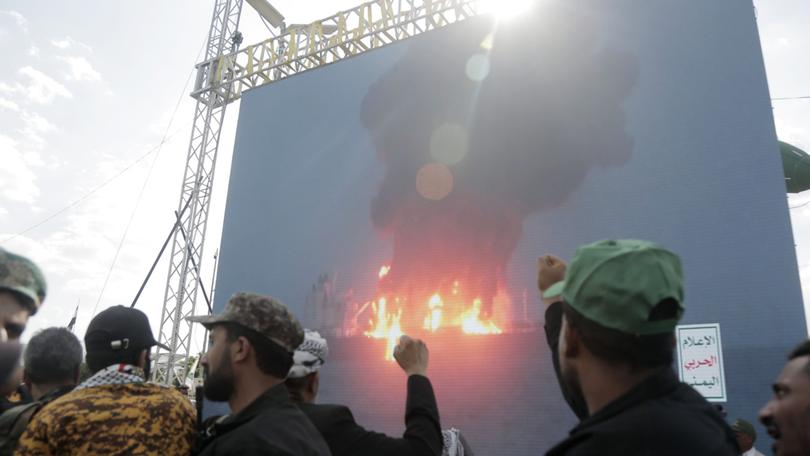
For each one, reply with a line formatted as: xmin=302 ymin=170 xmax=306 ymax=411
xmin=364 ymin=264 xmax=502 ymax=360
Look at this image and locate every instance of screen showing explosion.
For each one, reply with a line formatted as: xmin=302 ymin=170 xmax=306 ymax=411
xmin=214 ymin=0 xmax=796 ymax=453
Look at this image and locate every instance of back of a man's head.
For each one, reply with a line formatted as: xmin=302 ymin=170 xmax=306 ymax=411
xmin=24 ymin=327 xmax=82 ymax=386
xmin=546 ymin=239 xmax=684 ymax=369
xmin=562 ymin=302 xmax=677 ymax=369
xmin=286 ymin=330 xmax=329 ymax=403
xmin=84 ymin=305 xmax=166 ymax=375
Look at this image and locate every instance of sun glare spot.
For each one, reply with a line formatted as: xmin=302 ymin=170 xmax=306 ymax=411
xmin=478 ymin=0 xmax=534 ymax=20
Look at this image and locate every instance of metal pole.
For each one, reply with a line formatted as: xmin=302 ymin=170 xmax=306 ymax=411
xmin=131 ymin=194 xmax=194 ymax=309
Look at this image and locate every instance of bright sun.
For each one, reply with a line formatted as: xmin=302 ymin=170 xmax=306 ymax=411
xmin=477 ymin=0 xmax=534 ymax=20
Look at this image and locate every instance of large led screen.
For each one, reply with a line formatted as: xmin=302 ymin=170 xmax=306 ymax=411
xmin=214 ymin=0 xmax=805 ymax=453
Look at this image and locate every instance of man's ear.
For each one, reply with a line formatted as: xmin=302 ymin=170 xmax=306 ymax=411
xmin=562 ymin=318 xmax=581 ymax=360
xmin=231 ymin=336 xmax=250 ymax=363
xmin=138 ymin=349 xmax=148 ymax=370
xmin=308 ymin=372 xmax=320 ymax=396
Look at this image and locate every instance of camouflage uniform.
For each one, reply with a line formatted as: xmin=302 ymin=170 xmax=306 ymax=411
xmin=16 ymin=367 xmax=195 ymax=455
xmin=18 ymin=304 xmax=194 ymax=455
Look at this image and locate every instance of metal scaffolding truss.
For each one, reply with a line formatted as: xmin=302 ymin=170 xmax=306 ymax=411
xmin=193 ymin=0 xmax=480 ymax=104
xmin=152 ymin=0 xmax=244 ymax=386
xmin=155 ymin=0 xmax=482 ymax=385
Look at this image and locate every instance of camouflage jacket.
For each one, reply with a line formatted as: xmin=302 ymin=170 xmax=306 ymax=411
xmin=0 ymin=385 xmax=72 ymax=456
xmin=15 ymin=367 xmax=195 ymax=455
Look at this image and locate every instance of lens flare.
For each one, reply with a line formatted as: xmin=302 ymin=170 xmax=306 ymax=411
xmin=477 ymin=0 xmax=534 ymax=20
xmin=415 ymin=163 xmax=454 ymax=201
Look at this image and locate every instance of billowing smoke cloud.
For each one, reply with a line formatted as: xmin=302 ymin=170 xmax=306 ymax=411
xmin=360 ymin=3 xmax=637 ymax=324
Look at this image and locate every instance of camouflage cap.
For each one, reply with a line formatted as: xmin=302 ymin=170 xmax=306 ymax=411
xmin=0 ymin=248 xmax=46 ymax=315
xmin=187 ymin=292 xmax=303 ymax=353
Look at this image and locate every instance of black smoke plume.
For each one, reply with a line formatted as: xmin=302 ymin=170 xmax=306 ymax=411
xmin=360 ymin=3 xmax=637 ymax=325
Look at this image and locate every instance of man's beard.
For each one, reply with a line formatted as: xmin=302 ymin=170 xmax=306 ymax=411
xmin=561 ymin=363 xmax=585 ymax=411
xmin=203 ymin=349 xmax=235 ymax=402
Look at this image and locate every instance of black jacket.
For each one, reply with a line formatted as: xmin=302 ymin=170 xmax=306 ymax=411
xmin=298 ymin=375 xmax=442 ymax=456
xmin=544 ymin=302 xmax=739 ymax=455
xmin=197 ymin=383 xmax=331 ymax=456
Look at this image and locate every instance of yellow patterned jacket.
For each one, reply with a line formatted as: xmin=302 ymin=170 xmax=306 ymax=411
xmin=15 ymin=365 xmax=195 ymax=455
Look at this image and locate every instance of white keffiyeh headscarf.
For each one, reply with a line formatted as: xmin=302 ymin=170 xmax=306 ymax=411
xmin=287 ymin=329 xmax=329 ymax=379
xmin=76 ymin=363 xmax=145 ymax=390
xmin=442 ymin=428 xmax=474 ymax=456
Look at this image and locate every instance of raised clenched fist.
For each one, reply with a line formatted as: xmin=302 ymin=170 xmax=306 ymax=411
xmin=537 ymin=254 xmax=567 ymax=294
xmin=393 ymin=335 xmax=429 ymax=377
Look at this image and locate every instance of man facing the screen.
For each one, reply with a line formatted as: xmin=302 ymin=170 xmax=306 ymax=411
xmin=286 ymin=330 xmax=442 ymax=456
xmin=537 ymin=239 xmax=738 ymax=455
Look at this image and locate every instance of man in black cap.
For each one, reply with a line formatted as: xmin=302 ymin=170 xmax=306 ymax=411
xmin=189 ymin=292 xmax=331 ymax=455
xmin=16 ymin=306 xmax=196 ymax=455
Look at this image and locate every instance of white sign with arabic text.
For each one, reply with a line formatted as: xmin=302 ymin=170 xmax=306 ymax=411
xmin=676 ymin=323 xmax=727 ymax=402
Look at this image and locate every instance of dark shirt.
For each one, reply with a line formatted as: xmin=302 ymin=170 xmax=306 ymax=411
xmin=197 ymin=383 xmax=331 ymax=456
xmin=0 ymin=385 xmax=73 ymax=456
xmin=0 ymin=384 xmax=32 ymax=414
xmin=298 ymin=375 xmax=442 ymax=456
xmin=544 ymin=301 xmax=739 ymax=455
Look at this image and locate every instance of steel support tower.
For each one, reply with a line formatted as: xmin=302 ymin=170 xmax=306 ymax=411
xmin=152 ymin=0 xmax=244 ymax=385
xmin=154 ymin=0 xmax=481 ymax=385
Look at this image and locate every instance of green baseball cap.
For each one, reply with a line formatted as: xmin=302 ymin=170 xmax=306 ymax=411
xmin=0 ymin=248 xmax=47 ymax=315
xmin=543 ymin=239 xmax=684 ymax=336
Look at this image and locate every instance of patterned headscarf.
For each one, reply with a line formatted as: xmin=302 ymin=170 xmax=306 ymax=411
xmin=76 ymin=364 xmax=145 ymax=390
xmin=287 ymin=330 xmax=328 ymax=379
xmin=443 ymin=428 xmax=474 ymax=456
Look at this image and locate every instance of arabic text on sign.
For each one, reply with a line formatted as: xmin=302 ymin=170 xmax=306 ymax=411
xmin=682 ymin=335 xmax=717 ymax=348
xmin=688 ymin=376 xmax=719 ymax=389
xmin=683 ymin=356 xmax=718 ymax=371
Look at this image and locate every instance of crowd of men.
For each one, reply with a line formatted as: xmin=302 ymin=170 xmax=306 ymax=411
xmin=0 ymin=240 xmax=806 ymax=454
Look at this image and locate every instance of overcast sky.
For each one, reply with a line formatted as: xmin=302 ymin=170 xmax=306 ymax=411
xmin=0 ymin=0 xmax=808 ymax=354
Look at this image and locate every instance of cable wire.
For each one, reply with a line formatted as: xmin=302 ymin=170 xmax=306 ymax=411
xmin=772 ymin=96 xmax=810 ymax=101
xmin=0 ymin=132 xmax=183 ymax=245
xmin=89 ymin=35 xmax=209 ymax=317
xmin=790 ymin=200 xmax=810 ymax=210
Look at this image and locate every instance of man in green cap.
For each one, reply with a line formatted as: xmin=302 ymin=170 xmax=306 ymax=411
xmin=0 ymin=248 xmax=46 ymax=342
xmin=537 ymin=239 xmax=738 ymax=455
xmin=731 ymin=418 xmax=763 ymax=456
xmin=0 ymin=248 xmax=47 ymax=410
xmin=189 ymin=292 xmax=331 ymax=455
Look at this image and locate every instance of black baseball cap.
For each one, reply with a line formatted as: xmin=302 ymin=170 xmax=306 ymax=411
xmin=85 ymin=306 xmax=169 ymax=353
